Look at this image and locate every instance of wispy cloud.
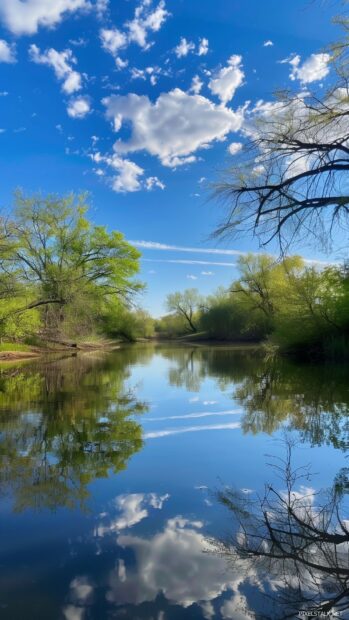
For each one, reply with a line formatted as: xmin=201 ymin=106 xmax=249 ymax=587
xmin=145 ymin=421 xmax=241 ymax=439
xmin=144 ymin=409 xmax=242 ymax=422
xmin=131 ymin=239 xmax=246 ymax=256
xmin=135 ymin=240 xmax=334 ymax=267
xmin=142 ymin=258 xmax=236 ymax=267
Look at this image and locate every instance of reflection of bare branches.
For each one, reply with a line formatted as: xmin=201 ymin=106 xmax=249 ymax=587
xmin=214 ymin=439 xmax=349 ymax=619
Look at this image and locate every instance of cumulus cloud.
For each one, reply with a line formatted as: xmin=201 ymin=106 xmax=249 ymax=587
xmin=0 ymin=0 xmax=91 ymax=35
xmin=263 ymin=40 xmax=273 ymax=47
xmin=127 ymin=0 xmax=169 ymax=48
xmin=29 ymin=45 xmax=83 ymax=94
xmin=198 ymin=37 xmax=209 ymax=56
xmin=97 ymin=492 xmax=170 ymax=535
xmin=67 ymin=96 xmax=90 ymax=118
xmin=288 ymin=53 xmax=331 ymax=84
xmin=208 ymin=55 xmax=244 ymax=104
xmin=175 ymin=36 xmax=208 ymax=58
xmin=100 ymin=28 xmax=127 ymax=57
xmin=175 ymin=37 xmax=195 ymax=58
xmin=100 ymin=0 xmax=169 ymax=64
xmin=0 ymin=39 xmax=16 ymax=63
xmin=107 ymin=517 xmax=243 ymax=608
xmin=187 ymin=274 xmax=197 ymax=280
xmin=189 ymin=75 xmax=203 ymax=94
xmin=103 ymin=88 xmax=244 ymax=168
xmin=145 ymin=176 xmax=165 ymax=190
xmin=228 ymin=141 xmax=243 ymax=155
xmin=90 ymin=151 xmax=164 ymax=193
xmin=130 ymin=65 xmax=162 ymax=84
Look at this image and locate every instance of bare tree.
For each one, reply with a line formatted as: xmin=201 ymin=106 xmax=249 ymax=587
xmin=214 ymin=440 xmax=349 ymax=618
xmin=214 ymin=21 xmax=349 ymax=252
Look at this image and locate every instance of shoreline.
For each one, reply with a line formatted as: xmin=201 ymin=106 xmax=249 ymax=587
xmin=0 ymin=339 xmax=123 ymax=363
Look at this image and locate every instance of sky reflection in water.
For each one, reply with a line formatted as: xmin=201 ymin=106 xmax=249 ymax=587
xmin=0 ymin=344 xmax=348 ymax=619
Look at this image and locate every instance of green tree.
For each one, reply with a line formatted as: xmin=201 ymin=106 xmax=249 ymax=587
xmin=0 ymin=352 xmax=147 ymax=511
xmin=166 ymin=288 xmax=203 ymax=333
xmin=1 ymin=192 xmax=141 ymax=338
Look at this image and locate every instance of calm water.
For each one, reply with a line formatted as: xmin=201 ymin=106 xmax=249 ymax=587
xmin=0 ymin=344 xmax=348 ymax=619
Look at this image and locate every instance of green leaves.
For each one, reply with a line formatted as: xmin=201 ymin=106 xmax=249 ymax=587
xmin=0 ymin=191 xmax=142 ymax=339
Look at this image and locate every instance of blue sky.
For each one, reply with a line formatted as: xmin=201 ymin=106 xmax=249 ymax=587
xmin=0 ymin=0 xmax=342 ymax=315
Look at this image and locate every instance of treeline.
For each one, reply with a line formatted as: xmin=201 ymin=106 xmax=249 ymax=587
xmin=0 ymin=192 xmax=154 ymax=345
xmin=156 ymin=254 xmax=349 ymax=360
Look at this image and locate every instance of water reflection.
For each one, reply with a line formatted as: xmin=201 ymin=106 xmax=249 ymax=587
xmin=215 ymin=440 xmax=349 ymax=619
xmin=0 ymin=351 xmax=147 ymax=511
xmin=162 ymin=346 xmax=349 ymax=450
xmin=0 ymin=344 xmax=349 ymax=619
xmin=63 ymin=506 xmax=252 ymax=619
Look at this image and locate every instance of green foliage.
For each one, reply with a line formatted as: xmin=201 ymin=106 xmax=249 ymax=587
xmin=199 ymin=293 xmax=268 ymax=341
xmin=0 ymin=297 xmax=40 ymax=339
xmin=102 ymin=301 xmax=155 ymax=341
xmin=0 ymin=191 xmax=144 ymax=342
xmin=161 ymin=255 xmax=349 ymax=360
xmin=155 ymin=312 xmax=189 ymax=338
xmin=0 ymin=352 xmax=147 ymax=511
xmin=166 ymin=288 xmax=202 ymax=332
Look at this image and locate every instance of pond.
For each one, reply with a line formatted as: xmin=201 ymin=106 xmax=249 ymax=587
xmin=0 ymin=344 xmax=348 ymax=619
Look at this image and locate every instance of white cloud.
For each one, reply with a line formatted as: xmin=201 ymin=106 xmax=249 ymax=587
xmin=198 ymin=37 xmax=209 ymax=56
xmin=145 ymin=409 xmax=241 ymax=422
xmin=110 ymin=155 xmax=144 ymax=192
xmin=201 ymin=271 xmax=213 ymax=275
xmin=130 ymin=65 xmax=162 ymax=84
xmin=103 ymin=88 xmax=244 ymax=167
xmin=130 ymin=67 xmax=146 ymax=80
xmin=187 ymin=274 xmax=198 ymax=280
xmin=127 ymin=0 xmax=169 ymax=48
xmin=97 ymin=492 xmax=170 ymax=534
xmin=107 ymin=517 xmax=239 ymax=608
xmin=263 ymin=40 xmax=273 ymax=47
xmin=100 ymin=0 xmax=169 ymax=63
xmin=29 ymin=45 xmax=83 ymax=94
xmin=130 ymin=239 xmax=246 ymax=256
xmin=100 ymin=28 xmax=127 ymax=57
xmin=288 ymin=53 xmax=331 ymax=84
xmin=0 ymin=0 xmax=90 ymax=35
xmin=90 ymin=151 xmax=164 ymax=193
xmin=145 ymin=422 xmax=240 ymax=439
xmin=145 ymin=176 xmax=165 ymax=190
xmin=67 ymin=96 xmax=90 ymax=118
xmin=209 ymin=55 xmax=244 ymax=104
xmin=189 ymin=75 xmax=203 ymax=94
xmin=175 ymin=37 xmax=195 ymax=58
xmin=0 ymin=40 xmax=16 ymax=63
xmin=143 ymin=259 xmax=236 ymax=266
xmin=228 ymin=141 xmax=243 ymax=155
xmin=63 ymin=605 xmax=85 ymax=620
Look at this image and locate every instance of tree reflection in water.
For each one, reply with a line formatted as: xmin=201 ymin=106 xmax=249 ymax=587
xmin=215 ymin=439 xmax=349 ymax=619
xmin=162 ymin=345 xmax=349 ymax=450
xmin=0 ymin=350 xmax=148 ymax=511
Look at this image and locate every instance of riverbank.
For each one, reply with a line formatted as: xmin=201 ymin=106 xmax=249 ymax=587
xmin=0 ymin=338 xmax=123 ymax=362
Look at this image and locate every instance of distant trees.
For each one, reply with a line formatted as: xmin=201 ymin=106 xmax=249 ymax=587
xmin=214 ymin=21 xmax=349 ymax=250
xmin=166 ymin=288 xmax=203 ymax=332
xmin=158 ymin=254 xmax=349 ymax=359
xmin=0 ymin=192 xmax=142 ymax=341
